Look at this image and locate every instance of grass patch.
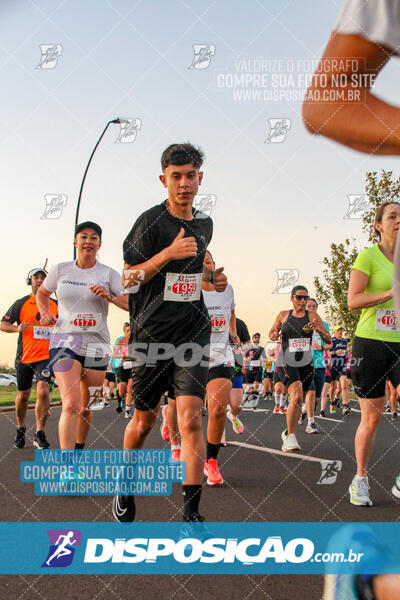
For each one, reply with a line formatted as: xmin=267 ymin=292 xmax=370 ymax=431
xmin=0 ymin=386 xmax=61 ymax=407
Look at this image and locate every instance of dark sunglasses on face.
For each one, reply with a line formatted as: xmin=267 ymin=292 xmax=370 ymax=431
xmin=294 ymin=294 xmax=309 ymax=301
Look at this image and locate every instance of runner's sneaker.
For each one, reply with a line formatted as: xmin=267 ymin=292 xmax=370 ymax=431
xmin=281 ymin=429 xmax=301 ymax=452
xmin=116 ymin=404 xmax=123 ymax=413
xmin=320 ymin=410 xmax=325 ymax=418
xmin=329 ymin=403 xmax=336 ymax=414
xmin=124 ymin=405 xmax=133 ymax=419
xmin=392 ymin=475 xmax=400 ymax=498
xmin=298 ymin=411 xmax=306 ymax=425
xmin=58 ymin=467 xmax=85 ymax=492
xmin=279 ymin=406 xmax=286 ymax=414
xmin=384 ymin=403 xmax=391 ymax=412
xmin=14 ymin=425 xmax=26 ymax=449
xmin=392 ymin=412 xmax=397 ymax=420
xmin=227 ymin=410 xmax=244 ymax=434
xmin=305 ymin=422 xmax=318 ymax=434
xmin=33 ymin=430 xmax=50 ymax=449
xmin=220 ymin=429 xmax=227 ymax=446
xmin=160 ymin=405 xmax=169 ymax=441
xmin=180 ymin=513 xmax=213 ymax=542
xmin=204 ymin=458 xmax=223 ymax=485
xmin=273 ymin=404 xmax=280 ymax=414
xmin=171 ymin=448 xmax=181 ymax=462
xmin=112 ymin=494 xmax=136 ymax=522
xmin=342 ymin=404 xmax=351 ymax=415
xmin=349 ymin=475 xmax=373 ymax=506
xmin=47 ymin=409 xmax=51 ymax=417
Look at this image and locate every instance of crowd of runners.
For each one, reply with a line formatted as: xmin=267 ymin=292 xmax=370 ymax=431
xmin=1 ymin=144 xmax=400 ymax=532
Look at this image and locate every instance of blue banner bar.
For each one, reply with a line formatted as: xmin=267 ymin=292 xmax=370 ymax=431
xmin=0 ymin=522 xmax=399 ymax=574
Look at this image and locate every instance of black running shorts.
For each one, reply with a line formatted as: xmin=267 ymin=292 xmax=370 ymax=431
xmin=118 ymin=365 xmax=132 ymax=383
xmin=16 ymin=359 xmax=52 ymax=391
xmin=245 ymin=368 xmax=263 ymax=384
xmin=275 ymin=362 xmax=314 ymax=391
xmin=208 ymin=364 xmax=234 ymax=382
xmin=132 ymin=340 xmax=209 ymax=411
xmin=351 ymin=336 xmax=400 ymax=399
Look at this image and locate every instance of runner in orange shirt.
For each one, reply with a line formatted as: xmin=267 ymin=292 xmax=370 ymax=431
xmin=0 ymin=268 xmax=58 ymax=449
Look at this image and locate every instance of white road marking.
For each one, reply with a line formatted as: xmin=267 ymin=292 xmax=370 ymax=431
xmin=227 ymin=440 xmax=334 ymax=463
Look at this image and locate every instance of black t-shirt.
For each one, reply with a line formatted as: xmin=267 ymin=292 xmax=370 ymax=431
xmin=235 ymin=318 xmax=250 ymax=345
xmin=123 ymin=201 xmax=213 ymax=344
xmin=244 ymin=345 xmax=266 ymax=370
xmin=230 ymin=317 xmax=250 ymax=374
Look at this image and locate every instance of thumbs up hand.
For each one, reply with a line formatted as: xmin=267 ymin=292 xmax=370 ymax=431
xmin=167 ymin=227 xmax=198 ymax=260
xmin=213 ymin=266 xmax=228 ymax=292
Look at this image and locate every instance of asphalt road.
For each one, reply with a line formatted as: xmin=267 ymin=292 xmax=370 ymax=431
xmin=2 ymin=396 xmax=400 ymax=600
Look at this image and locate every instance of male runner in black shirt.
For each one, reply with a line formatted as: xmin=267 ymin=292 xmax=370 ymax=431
xmin=113 ymin=143 xmax=227 ymax=524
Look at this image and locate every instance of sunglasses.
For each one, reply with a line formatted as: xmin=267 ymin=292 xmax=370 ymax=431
xmin=293 ymin=294 xmax=309 ymax=301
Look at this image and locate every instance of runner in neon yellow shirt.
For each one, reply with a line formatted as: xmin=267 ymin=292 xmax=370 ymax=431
xmin=348 ymin=201 xmax=400 ymax=507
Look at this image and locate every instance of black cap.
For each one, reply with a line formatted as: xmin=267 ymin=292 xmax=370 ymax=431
xmin=75 ymin=221 xmax=102 ymax=239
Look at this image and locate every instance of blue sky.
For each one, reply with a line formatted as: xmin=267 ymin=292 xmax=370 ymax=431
xmin=1 ymin=0 xmax=400 ymax=363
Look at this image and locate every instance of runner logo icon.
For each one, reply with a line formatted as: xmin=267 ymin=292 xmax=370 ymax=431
xmin=42 ymin=529 xmax=82 ymax=567
xmin=265 ymin=119 xmax=291 ymax=143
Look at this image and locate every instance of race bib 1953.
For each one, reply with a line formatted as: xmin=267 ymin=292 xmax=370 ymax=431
xmin=163 ymin=273 xmax=201 ymax=302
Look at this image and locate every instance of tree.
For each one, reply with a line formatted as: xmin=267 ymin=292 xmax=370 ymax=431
xmin=314 ymin=170 xmax=400 ymax=336
xmin=363 ymin=171 xmax=400 ymax=242
xmin=314 ymin=239 xmax=360 ymax=336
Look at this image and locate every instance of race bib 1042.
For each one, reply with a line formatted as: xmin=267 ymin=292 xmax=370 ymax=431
xmin=376 ymin=308 xmax=400 ymax=332
xmin=33 ymin=326 xmax=52 ymax=340
xmin=210 ymin=313 xmax=227 ymax=333
xmin=289 ymin=338 xmax=310 ymax=353
xmin=69 ymin=313 xmax=101 ymax=332
xmin=163 ymin=273 xmax=201 ymax=302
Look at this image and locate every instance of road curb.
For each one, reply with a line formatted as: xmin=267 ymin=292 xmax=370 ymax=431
xmin=0 ymin=400 xmax=62 ymax=414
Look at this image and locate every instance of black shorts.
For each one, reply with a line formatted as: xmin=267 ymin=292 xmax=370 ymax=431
xmin=275 ymin=363 xmax=314 ymax=391
xmin=105 ymin=372 xmax=116 ymax=383
xmin=351 ymin=336 xmax=400 ymax=399
xmin=208 ymin=365 xmax=234 ymax=382
xmin=263 ymin=372 xmax=273 ymax=380
xmin=325 ymin=374 xmax=331 ymax=384
xmin=245 ymin=368 xmax=263 ymax=384
xmin=49 ymin=347 xmax=109 ymax=372
xmin=16 ymin=359 xmax=52 ymax=391
xmin=132 ymin=339 xmax=209 ymax=411
xmin=118 ymin=365 xmax=133 ymax=383
xmin=330 ymin=364 xmax=347 ymax=381
xmin=346 ymin=370 xmax=352 ymax=380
